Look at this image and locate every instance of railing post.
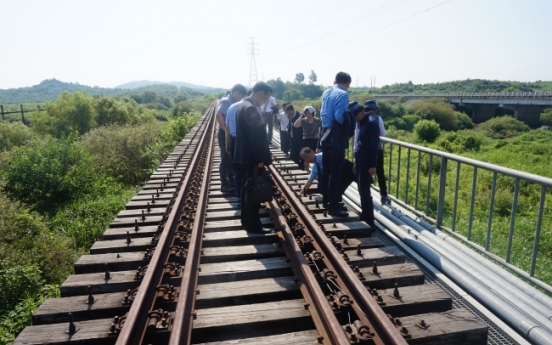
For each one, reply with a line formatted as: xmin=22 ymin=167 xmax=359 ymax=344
xmin=20 ymin=104 xmax=25 ymax=122
xmin=530 ymin=185 xmax=547 ymax=277
xmin=436 ymin=157 xmax=448 ymax=227
xmin=1 ymin=105 xmax=4 ymax=121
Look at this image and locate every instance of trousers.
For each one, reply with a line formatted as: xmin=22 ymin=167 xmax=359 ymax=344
xmin=229 ymin=136 xmax=243 ymax=198
xmin=376 ymin=149 xmax=387 ymax=196
xmin=217 ymin=129 xmax=232 ymax=185
xmin=280 ymin=130 xmax=290 ymax=154
xmin=241 ymin=165 xmax=263 ymax=232
xmin=357 ymin=165 xmax=375 ymax=228
xmin=263 ymin=112 xmax=274 ymax=144
xmin=321 ymin=147 xmax=344 ymax=210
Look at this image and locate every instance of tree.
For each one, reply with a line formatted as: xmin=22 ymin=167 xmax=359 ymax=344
xmin=540 ymin=108 xmax=552 ymax=126
xmin=309 ymin=70 xmax=318 ymax=84
xmin=414 ymin=119 xmax=441 ymax=143
xmin=295 ymin=73 xmax=305 ymax=84
xmin=266 ymin=78 xmax=286 ymax=99
xmin=283 ymin=89 xmax=303 ymax=102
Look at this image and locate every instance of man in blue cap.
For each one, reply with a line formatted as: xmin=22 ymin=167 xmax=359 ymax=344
xmin=352 ymin=100 xmax=379 ymax=228
xmin=364 ymin=100 xmax=390 ymax=204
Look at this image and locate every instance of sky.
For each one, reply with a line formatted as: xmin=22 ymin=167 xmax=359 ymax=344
xmin=1 ymin=0 xmax=551 ymax=90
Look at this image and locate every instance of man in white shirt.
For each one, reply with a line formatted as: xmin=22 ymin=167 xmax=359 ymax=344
xmin=262 ymin=94 xmax=277 ymax=144
xmin=276 ymin=102 xmax=290 ymax=154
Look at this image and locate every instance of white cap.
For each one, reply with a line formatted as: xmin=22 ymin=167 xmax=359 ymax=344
xmin=303 ymin=106 xmax=316 ymax=116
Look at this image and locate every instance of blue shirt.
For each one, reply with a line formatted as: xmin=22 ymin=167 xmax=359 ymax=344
xmin=216 ymin=95 xmax=235 ymax=130
xmin=320 ymin=85 xmax=349 ymax=128
xmin=225 ymin=99 xmax=244 ymax=137
xmin=308 ymin=153 xmax=324 ymax=181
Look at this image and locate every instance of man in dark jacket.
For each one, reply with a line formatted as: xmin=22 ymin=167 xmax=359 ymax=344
xmin=351 ymin=101 xmax=379 ymax=228
xmin=286 ymin=104 xmax=304 ymax=169
xmin=234 ymin=82 xmax=273 ymax=233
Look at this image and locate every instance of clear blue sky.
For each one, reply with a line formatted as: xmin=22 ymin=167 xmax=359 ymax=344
xmin=2 ymin=0 xmax=551 ymax=89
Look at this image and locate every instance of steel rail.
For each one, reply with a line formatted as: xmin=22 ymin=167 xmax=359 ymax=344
xmin=265 ymin=197 xmax=349 ymax=345
xmin=168 ymin=108 xmax=216 ymax=344
xmin=268 ymin=164 xmax=409 ymax=345
xmin=115 ymin=103 xmax=216 ymax=345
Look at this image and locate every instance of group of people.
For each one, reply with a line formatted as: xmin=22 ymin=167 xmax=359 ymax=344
xmin=216 ymin=72 xmax=390 ymax=233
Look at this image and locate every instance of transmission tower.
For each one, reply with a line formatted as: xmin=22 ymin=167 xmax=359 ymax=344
xmin=247 ymin=37 xmax=259 ymax=87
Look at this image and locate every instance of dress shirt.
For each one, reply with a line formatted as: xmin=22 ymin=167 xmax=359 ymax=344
xmin=320 ymin=85 xmax=349 ymax=128
xmin=225 ymin=99 xmax=244 ymax=137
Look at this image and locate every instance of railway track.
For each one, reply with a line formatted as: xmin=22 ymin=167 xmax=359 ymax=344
xmin=14 ymin=102 xmax=489 ymax=345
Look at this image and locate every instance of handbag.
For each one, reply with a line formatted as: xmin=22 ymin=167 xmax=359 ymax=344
xmin=250 ymin=166 xmax=273 ymax=204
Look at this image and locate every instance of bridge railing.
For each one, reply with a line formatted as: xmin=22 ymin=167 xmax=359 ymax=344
xmin=379 ymin=137 xmax=552 ymax=288
xmin=373 ymin=91 xmax=552 ymax=99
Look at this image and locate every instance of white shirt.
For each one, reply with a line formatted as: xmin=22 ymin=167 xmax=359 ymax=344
xmin=277 ymin=111 xmax=289 ymax=130
xmin=262 ymin=96 xmax=276 ymax=113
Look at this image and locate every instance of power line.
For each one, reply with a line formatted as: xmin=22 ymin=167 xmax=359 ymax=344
xmin=268 ymin=0 xmax=455 ymax=60
xmin=266 ymin=0 xmax=410 ymax=56
xmin=263 ymin=0 xmax=362 ymax=51
xmin=247 ymin=37 xmax=259 ymax=87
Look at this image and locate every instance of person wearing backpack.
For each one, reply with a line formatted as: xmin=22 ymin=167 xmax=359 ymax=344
xmin=319 ymin=72 xmax=353 ymax=217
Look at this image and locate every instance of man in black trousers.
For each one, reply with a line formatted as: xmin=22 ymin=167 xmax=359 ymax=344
xmin=233 ymin=82 xmax=273 ymax=233
xmin=286 ymin=104 xmax=304 ymax=169
xmin=319 ymin=72 xmax=352 ymax=217
xmin=351 ymin=101 xmax=379 ymax=228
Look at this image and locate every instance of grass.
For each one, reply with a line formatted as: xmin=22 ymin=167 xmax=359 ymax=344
xmin=380 ymin=141 xmax=552 ymax=286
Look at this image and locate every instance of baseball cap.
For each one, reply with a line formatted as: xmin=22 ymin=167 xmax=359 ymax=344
xmin=347 ymin=101 xmax=364 ymax=115
xmin=303 ymin=106 xmax=316 ymax=116
xmin=364 ymin=100 xmax=380 ymax=110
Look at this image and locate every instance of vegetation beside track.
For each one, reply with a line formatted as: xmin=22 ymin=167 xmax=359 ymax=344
xmin=0 ymin=91 xmax=202 ymax=344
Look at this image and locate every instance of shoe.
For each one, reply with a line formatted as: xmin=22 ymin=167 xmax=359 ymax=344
xmin=247 ymin=227 xmax=273 ymax=233
xmin=328 ymin=209 xmax=349 ymax=218
xmin=221 ymin=184 xmax=235 ymax=193
xmin=381 ymin=195 xmax=391 ymax=204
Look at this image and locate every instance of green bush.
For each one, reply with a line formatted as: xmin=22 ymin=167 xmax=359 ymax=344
xmin=0 ymin=122 xmax=35 ymax=152
xmin=377 ymin=100 xmax=406 ymax=120
xmin=32 ymin=91 xmax=96 ymax=137
xmin=79 ymin=123 xmax=162 ymax=185
xmin=411 ymin=98 xmax=458 ymax=131
xmin=436 ymin=132 xmax=483 ymax=153
xmin=540 ymin=108 xmax=552 ymax=126
xmin=477 ymin=116 xmax=531 ymax=139
xmin=1 ymin=135 xmax=104 ymax=213
xmin=414 ymin=119 xmax=441 ymax=143
xmin=455 ymin=112 xmax=474 ymax=129
xmin=95 ymin=96 xmax=156 ymax=127
xmin=50 ymin=185 xmax=135 ymax=248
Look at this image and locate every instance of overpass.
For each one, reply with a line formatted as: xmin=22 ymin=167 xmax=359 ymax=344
xmin=373 ymin=92 xmax=552 ymax=126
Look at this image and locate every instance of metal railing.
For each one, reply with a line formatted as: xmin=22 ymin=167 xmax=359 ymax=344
xmin=373 ymin=91 xmax=552 ymax=99
xmin=378 ymin=137 xmax=552 ymax=289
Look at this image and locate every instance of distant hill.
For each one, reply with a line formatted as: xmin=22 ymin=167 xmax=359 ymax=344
xmin=0 ymin=79 xmax=221 ymax=104
xmin=369 ymin=79 xmax=552 ymax=94
xmin=116 ymin=80 xmax=224 ymax=92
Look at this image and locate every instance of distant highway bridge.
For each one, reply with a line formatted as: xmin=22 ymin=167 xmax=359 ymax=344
xmin=373 ymin=92 xmax=552 ymax=126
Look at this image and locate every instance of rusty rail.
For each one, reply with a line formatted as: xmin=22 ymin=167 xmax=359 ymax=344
xmin=266 ymin=198 xmax=350 ymax=344
xmin=168 ymin=106 xmax=216 ymax=344
xmin=268 ymin=164 xmax=409 ymax=345
xmin=115 ymin=102 xmax=216 ymax=345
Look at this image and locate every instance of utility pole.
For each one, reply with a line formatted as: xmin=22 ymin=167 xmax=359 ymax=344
xmin=247 ymin=37 xmax=259 ymax=87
